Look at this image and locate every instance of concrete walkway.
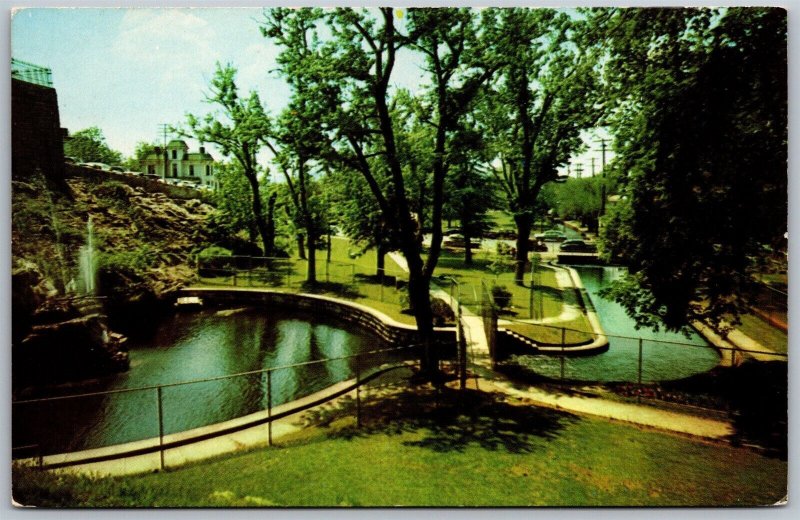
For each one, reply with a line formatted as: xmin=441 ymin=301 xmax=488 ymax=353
xmin=390 ymin=252 xmax=734 ymax=441
xmin=48 ymin=254 xmax=740 ymax=476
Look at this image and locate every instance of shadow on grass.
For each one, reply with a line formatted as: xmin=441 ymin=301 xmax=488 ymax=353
xmin=304 ymin=384 xmax=577 ymax=454
xmin=300 ymin=281 xmax=363 ymax=299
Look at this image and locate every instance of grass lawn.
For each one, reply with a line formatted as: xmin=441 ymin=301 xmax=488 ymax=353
xmin=195 ymin=238 xmax=595 ymax=341
xmin=13 ymin=383 xmax=787 ymax=507
xmin=196 ymin=237 xmax=416 ymax=325
xmin=736 ymin=313 xmax=787 ymax=355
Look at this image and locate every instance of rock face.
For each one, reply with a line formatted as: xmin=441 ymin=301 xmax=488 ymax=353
xmin=12 ymin=176 xmax=217 ymax=386
xmin=16 ymin=311 xmax=129 ymax=387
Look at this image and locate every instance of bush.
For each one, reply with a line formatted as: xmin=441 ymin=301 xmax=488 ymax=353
xmin=431 ymin=297 xmax=455 ymax=327
xmin=491 ymin=285 xmax=513 ymax=310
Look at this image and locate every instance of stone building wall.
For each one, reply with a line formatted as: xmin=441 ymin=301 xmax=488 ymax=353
xmin=11 ymin=78 xmax=65 ymax=183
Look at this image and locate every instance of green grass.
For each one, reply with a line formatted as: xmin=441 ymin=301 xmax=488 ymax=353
xmin=13 ymin=385 xmax=787 ymax=507
xmin=195 ymin=238 xmax=595 ymax=339
xmin=196 ymin=237 xmax=415 ymax=325
xmin=736 ymin=313 xmax=788 ymax=355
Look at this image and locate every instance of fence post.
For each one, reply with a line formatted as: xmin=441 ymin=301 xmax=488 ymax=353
xmin=638 ymin=338 xmax=643 ymax=403
xmin=355 ymin=361 xmax=361 ymax=428
xmin=233 ymin=267 xmax=238 ymax=287
xmin=267 ymin=370 xmax=272 ymax=446
xmin=157 ymin=386 xmax=165 ymax=471
xmin=560 ymin=327 xmax=566 ymax=382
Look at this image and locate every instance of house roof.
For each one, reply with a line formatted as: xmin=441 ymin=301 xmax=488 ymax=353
xmin=166 ymin=139 xmax=189 ymax=149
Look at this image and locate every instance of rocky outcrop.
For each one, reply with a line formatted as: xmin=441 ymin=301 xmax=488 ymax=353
xmin=12 ymin=176 xmax=217 ymax=385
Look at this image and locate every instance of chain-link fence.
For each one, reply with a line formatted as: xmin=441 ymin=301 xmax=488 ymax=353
xmin=12 ymin=344 xmax=427 ymax=469
xmin=750 ymin=279 xmax=788 ymax=331
xmin=197 ymin=255 xmax=412 ymax=320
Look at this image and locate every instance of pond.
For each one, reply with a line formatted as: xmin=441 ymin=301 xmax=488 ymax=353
xmin=13 ymin=306 xmax=401 ymax=455
xmin=508 ymin=265 xmax=721 ymax=383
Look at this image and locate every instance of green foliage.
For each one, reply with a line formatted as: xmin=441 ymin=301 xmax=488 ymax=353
xmin=183 ymin=64 xmax=276 ymax=256
xmin=491 ymin=285 xmax=513 ymax=310
xmin=198 ymin=246 xmax=232 ymax=258
xmin=599 ymin=7 xmax=787 ymax=330
xmin=64 ymin=126 xmax=123 ymax=165
xmin=476 ymin=8 xmax=604 ymax=280
xmin=99 ymin=244 xmax=155 ymax=275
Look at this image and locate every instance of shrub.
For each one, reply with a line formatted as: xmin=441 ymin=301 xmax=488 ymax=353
xmin=491 ymin=285 xmax=513 ymax=310
xmin=431 ymin=297 xmax=456 ymax=327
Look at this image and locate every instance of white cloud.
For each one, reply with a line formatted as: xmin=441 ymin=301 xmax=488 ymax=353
xmin=112 ymin=9 xmax=220 ymax=91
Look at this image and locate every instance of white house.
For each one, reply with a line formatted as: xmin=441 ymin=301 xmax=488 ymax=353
xmin=141 ymin=140 xmax=217 ymax=189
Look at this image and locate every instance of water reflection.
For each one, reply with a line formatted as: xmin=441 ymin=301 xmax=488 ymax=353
xmin=14 ymin=306 xmax=392 ymax=454
xmin=511 ymin=265 xmax=720 ymax=382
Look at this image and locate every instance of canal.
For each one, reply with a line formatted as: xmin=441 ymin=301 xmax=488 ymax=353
xmin=509 ymin=264 xmax=721 ymax=383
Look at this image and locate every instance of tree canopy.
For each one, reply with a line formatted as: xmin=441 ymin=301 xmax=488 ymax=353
xmin=64 ymin=127 xmax=123 ymax=165
xmin=599 ymin=7 xmax=787 ymax=331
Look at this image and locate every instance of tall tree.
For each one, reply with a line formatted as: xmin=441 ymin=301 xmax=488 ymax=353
xmin=599 ymin=7 xmax=787 ymax=331
xmin=478 ymin=8 xmax=603 ymax=284
xmin=263 ymin=7 xmax=499 ymax=374
xmin=64 ymin=127 xmax=123 ymax=165
xmin=183 ymin=64 xmax=276 ymax=256
xmin=444 ymin=122 xmax=496 ymax=265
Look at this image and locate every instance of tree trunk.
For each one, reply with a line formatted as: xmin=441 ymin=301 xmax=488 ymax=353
xmin=265 ymin=192 xmax=277 ymax=257
xmin=464 ymin=229 xmax=473 ymax=266
xmin=296 ymin=233 xmax=306 ymax=260
xmin=245 ymin=172 xmax=272 ymax=257
xmin=407 ymin=268 xmax=435 ymax=374
xmin=306 ymin=232 xmax=316 ymax=284
xmin=376 ymin=243 xmax=386 ymax=278
xmin=514 ymin=214 xmax=533 ymax=285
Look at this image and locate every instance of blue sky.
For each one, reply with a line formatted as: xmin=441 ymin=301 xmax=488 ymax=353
xmin=12 ymin=7 xmax=427 ymax=161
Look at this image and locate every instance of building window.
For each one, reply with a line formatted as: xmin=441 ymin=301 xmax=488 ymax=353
xmin=189 ymin=165 xmax=194 ymax=176
xmin=148 ymin=165 xmax=155 ymax=174
xmin=172 ymin=164 xmax=177 ymax=177
xmin=206 ymin=165 xmax=211 ymax=176
xmin=171 ymin=150 xmax=177 ymax=159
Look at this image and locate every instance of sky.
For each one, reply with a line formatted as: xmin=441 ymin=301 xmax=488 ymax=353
xmin=11 ymin=7 xmax=428 ymax=163
xmin=11 ymin=6 xmax=618 ymax=176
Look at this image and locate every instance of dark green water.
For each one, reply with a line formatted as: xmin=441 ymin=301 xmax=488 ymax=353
xmin=510 ymin=265 xmax=720 ymax=382
xmin=14 ymin=307 xmax=397 ymax=455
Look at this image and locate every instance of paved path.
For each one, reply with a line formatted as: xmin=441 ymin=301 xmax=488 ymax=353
xmin=390 ymin=252 xmax=734 ymax=441
xmin=52 ymin=253 xmax=741 ymax=476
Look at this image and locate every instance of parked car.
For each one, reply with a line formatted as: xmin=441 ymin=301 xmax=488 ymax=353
xmin=559 ymin=239 xmax=597 ymax=253
xmin=83 ymin=162 xmax=111 ymax=171
xmin=528 ymin=239 xmax=549 ymax=252
xmin=534 ymin=229 xmax=568 ymax=242
xmin=109 ymin=165 xmax=125 ymax=173
xmin=443 ymin=234 xmax=481 ymax=249
xmin=143 ymin=174 xmax=160 ymax=181
xmin=64 ymin=156 xmax=77 ymax=164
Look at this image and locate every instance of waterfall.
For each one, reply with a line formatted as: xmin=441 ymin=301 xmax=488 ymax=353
xmin=78 ymin=216 xmax=97 ymax=295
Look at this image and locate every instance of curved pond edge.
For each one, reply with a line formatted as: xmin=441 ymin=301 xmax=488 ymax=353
xmin=497 ymin=265 xmax=610 ymax=356
xmin=25 ymin=362 xmax=415 ymax=471
xmin=179 ymin=287 xmax=457 ymax=346
xmin=22 ymin=288 xmax=456 ymax=470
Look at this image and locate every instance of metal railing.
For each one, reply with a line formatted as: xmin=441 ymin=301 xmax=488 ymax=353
xmin=11 ymin=58 xmax=53 ymax=87
xmin=196 ymin=254 xmax=411 ymax=311
xmin=12 ymin=344 xmax=425 ymax=469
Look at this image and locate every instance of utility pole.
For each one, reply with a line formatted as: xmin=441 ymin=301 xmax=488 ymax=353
xmin=595 ymin=138 xmax=610 ymax=216
xmin=574 ymin=162 xmax=583 ymax=179
xmin=158 ymin=123 xmax=170 ymax=180
xmin=591 ymin=157 xmax=597 ymax=177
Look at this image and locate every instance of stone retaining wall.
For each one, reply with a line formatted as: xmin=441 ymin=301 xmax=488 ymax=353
xmin=66 ymin=164 xmax=213 ymax=202
xmin=179 ymin=287 xmax=457 ymax=348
